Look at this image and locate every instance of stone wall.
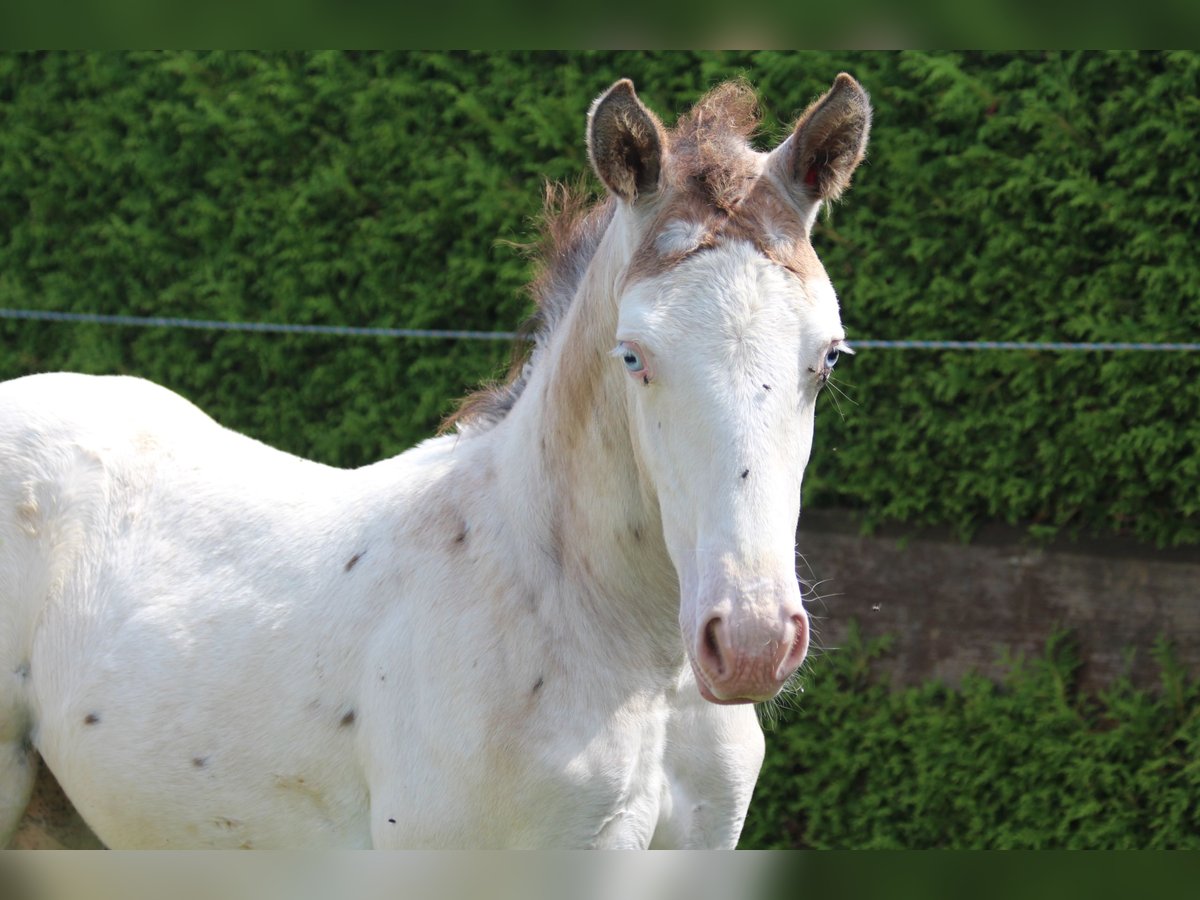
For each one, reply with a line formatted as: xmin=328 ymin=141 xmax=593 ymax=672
xmin=796 ymin=510 xmax=1200 ymax=691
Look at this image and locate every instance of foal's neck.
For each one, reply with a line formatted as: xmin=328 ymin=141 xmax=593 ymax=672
xmin=494 ymin=211 xmax=682 ymax=672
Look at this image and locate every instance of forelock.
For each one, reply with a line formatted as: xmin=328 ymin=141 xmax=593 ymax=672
xmin=667 ymin=79 xmax=763 ymax=212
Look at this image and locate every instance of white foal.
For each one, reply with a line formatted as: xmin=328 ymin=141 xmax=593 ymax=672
xmin=0 ymin=73 xmax=870 ymax=848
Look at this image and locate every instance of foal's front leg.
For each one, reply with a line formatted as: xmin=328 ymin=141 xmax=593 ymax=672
xmin=650 ymin=684 xmax=764 ymax=849
xmin=0 ymin=737 xmax=37 ymax=847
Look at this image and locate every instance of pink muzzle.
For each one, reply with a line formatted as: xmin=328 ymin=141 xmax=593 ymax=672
xmin=689 ymin=588 xmax=809 ymax=704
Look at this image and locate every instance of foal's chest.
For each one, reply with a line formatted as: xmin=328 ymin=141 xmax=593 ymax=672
xmin=456 ymin=687 xmax=674 ymax=848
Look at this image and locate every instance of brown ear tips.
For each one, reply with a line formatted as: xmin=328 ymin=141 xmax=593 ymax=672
xmin=588 ymin=79 xmax=637 ymax=118
xmin=606 ymin=78 xmax=636 ymax=98
xmin=783 ymin=73 xmax=872 ymax=205
xmin=587 ymin=79 xmax=667 ymax=203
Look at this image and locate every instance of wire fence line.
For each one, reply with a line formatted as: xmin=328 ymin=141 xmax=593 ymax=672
xmin=0 ymin=308 xmax=520 ymax=342
xmin=850 ymin=339 xmax=1200 ymax=352
xmin=1 ymin=307 xmax=1197 ymax=352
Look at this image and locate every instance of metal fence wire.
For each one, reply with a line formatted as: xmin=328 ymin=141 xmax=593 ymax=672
xmin=2 ymin=308 xmax=1198 ymax=352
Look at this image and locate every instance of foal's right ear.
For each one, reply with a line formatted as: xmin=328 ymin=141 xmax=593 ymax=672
xmin=587 ymin=79 xmax=668 ymax=204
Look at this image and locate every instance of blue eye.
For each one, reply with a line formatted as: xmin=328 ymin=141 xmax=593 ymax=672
xmin=622 ymin=346 xmax=646 ymax=373
xmin=614 ymin=341 xmax=653 ymax=383
xmin=825 ymin=348 xmax=840 ymax=369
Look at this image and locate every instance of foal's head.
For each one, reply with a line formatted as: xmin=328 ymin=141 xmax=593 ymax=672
xmin=588 ymin=75 xmax=871 ymax=703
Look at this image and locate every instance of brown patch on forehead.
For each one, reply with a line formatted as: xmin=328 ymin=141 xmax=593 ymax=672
xmin=627 ymin=175 xmax=817 ymax=286
xmin=624 ymin=79 xmax=820 ymax=286
xmin=733 ymin=177 xmax=822 ymax=276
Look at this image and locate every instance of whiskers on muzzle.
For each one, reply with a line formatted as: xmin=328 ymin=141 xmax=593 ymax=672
xmin=755 ymin=577 xmax=836 ymax=728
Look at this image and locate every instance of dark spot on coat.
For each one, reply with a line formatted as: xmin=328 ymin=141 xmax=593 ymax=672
xmin=632 ymin=527 xmax=642 ymax=542
xmin=642 ymin=374 xmax=649 ymax=386
xmin=84 ymin=713 xmax=99 ymax=725
xmin=454 ymin=529 xmax=467 ymax=545
xmin=741 ymin=468 xmax=750 ymax=479
xmin=344 ymin=551 xmax=364 ymax=572
xmin=762 ymin=383 xmax=771 ymax=391
xmin=192 ymin=756 xmax=208 ymax=768
xmin=387 ymin=818 xmax=396 ymax=824
xmin=340 ymin=709 xmax=356 ymax=727
xmin=14 ymin=661 xmax=30 ymax=679
xmin=532 ymin=676 xmax=544 ymax=694
xmin=544 ymin=514 xmax=564 ymax=571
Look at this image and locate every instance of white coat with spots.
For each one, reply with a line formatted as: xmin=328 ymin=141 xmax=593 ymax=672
xmin=0 ymin=74 xmax=870 ymax=848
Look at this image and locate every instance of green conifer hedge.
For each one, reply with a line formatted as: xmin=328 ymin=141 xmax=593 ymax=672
xmin=741 ymin=628 xmax=1200 ymax=848
xmin=2 ymin=51 xmax=1197 ymax=545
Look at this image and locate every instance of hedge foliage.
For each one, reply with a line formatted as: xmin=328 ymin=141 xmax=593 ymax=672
xmin=741 ymin=626 xmax=1200 ymax=849
xmin=1 ymin=51 xmax=1197 ymax=545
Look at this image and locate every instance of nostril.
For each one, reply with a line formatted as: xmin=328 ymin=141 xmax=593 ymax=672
xmin=778 ymin=613 xmax=810 ymax=678
xmin=701 ymin=617 xmax=726 ymax=678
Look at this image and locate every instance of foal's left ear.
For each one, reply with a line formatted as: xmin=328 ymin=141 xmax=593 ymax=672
xmin=774 ymin=73 xmax=872 ymax=205
xmin=587 ymin=79 xmax=669 ymax=204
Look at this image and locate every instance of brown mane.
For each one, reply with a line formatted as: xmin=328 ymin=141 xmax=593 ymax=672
xmin=443 ymin=80 xmax=766 ymax=435
xmin=441 ymin=183 xmax=614 ymax=434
